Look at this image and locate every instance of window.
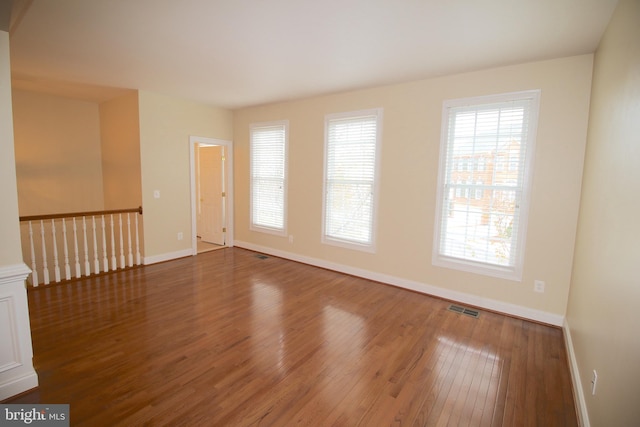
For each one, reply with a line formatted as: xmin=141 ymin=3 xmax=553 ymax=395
xmin=475 ymin=181 xmax=484 ymax=200
xmin=433 ymin=90 xmax=540 ymax=280
xmin=250 ymin=121 xmax=288 ymax=235
xmin=323 ymin=109 xmax=382 ymax=251
xmin=509 ymin=153 xmax=519 ymax=171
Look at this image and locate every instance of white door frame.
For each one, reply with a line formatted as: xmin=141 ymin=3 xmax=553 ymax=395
xmin=189 ymin=136 xmax=234 ymax=255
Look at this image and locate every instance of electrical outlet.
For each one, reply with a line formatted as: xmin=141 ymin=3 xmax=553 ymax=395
xmin=534 ymin=280 xmax=545 ymax=293
xmin=177 ymin=232 xmax=183 ymax=240
xmin=153 ymin=190 xmax=160 ymax=198
xmin=591 ymin=370 xmax=598 ymax=395
xmin=289 ymin=235 xmax=294 ymax=243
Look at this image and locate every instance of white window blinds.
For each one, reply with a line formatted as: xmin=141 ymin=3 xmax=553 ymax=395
xmin=323 ymin=109 xmax=382 ymax=251
xmin=250 ymin=121 xmax=288 ymax=234
xmin=433 ymin=91 xmax=540 ymax=280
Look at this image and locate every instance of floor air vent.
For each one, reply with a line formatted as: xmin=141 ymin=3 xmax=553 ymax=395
xmin=448 ymin=304 xmax=480 ymax=318
xmin=254 ymin=254 xmax=269 ymax=260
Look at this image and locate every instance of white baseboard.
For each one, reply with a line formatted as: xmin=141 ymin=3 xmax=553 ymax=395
xmin=0 ymin=372 xmax=38 ymax=401
xmin=563 ymin=319 xmax=590 ymax=427
xmin=234 ymin=240 xmax=564 ymax=326
xmin=143 ymin=248 xmax=193 ymax=265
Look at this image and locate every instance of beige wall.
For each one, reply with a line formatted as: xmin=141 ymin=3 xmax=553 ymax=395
xmin=11 ymin=87 xmax=235 ymax=264
xmin=12 ymin=89 xmax=104 ymax=215
xmin=0 ymin=30 xmax=23 ymax=265
xmin=99 ymin=91 xmax=142 ymax=209
xmin=566 ymin=0 xmax=640 ymax=425
xmin=234 ymin=54 xmax=593 ymax=320
xmin=138 ymin=91 xmax=233 ymax=259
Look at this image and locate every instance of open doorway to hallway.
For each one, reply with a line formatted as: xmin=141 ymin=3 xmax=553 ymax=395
xmin=197 ymin=144 xmax=225 ymax=250
xmin=189 ymin=136 xmax=234 ymax=255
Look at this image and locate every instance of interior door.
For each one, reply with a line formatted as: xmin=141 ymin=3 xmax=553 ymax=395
xmin=199 ymin=145 xmax=225 ymax=245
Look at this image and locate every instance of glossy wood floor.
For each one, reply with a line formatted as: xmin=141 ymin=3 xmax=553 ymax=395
xmin=20 ymin=248 xmax=577 ymax=426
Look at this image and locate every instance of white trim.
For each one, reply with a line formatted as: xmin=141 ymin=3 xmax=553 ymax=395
xmin=563 ymin=319 xmax=590 ymax=427
xmin=250 ymin=224 xmax=287 ymax=237
xmin=234 ymin=240 xmax=563 ymax=326
xmin=0 ymin=263 xmax=31 ymax=286
xmin=433 ymin=256 xmax=522 ymax=281
xmin=0 ymin=372 xmax=38 ymax=401
xmin=189 ymin=136 xmax=235 ymax=256
xmin=143 ymin=248 xmax=193 ymax=265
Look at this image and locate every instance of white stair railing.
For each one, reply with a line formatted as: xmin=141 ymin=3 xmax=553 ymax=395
xmin=51 ymin=219 xmax=61 ymax=282
xmin=40 ymin=220 xmax=49 ymax=285
xmin=19 ymin=207 xmax=143 ymax=287
xmin=101 ymin=216 xmax=108 ymax=272
xmin=92 ymin=216 xmax=100 ymax=274
xmin=118 ymin=214 xmax=125 ymax=269
xmin=62 ymin=218 xmax=71 ymax=280
xmin=110 ymin=214 xmax=117 ymax=271
xmin=27 ymin=221 xmax=39 ymax=286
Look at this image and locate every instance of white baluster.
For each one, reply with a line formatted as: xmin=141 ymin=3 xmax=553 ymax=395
xmin=101 ymin=215 xmax=108 ymax=272
xmin=62 ymin=219 xmax=71 ymax=280
xmin=119 ymin=214 xmax=125 ymax=268
xmin=127 ymin=213 xmax=133 ymax=267
xmin=82 ymin=216 xmax=90 ymax=275
xmin=110 ymin=214 xmax=117 ymax=270
xmin=28 ymin=221 xmax=39 ymax=286
xmin=135 ymin=213 xmax=141 ymax=265
xmin=40 ymin=220 xmax=50 ymax=285
xmin=92 ymin=216 xmax=100 ymax=274
xmin=51 ymin=219 xmax=61 ymax=282
xmin=73 ymin=218 xmax=81 ymax=278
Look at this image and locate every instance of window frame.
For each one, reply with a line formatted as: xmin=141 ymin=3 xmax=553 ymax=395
xmin=249 ymin=120 xmax=289 ymax=236
xmin=322 ymin=108 xmax=383 ymax=253
xmin=432 ymin=90 xmax=540 ymax=281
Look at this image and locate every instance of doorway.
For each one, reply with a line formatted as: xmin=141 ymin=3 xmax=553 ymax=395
xmin=189 ymin=136 xmax=234 ymax=255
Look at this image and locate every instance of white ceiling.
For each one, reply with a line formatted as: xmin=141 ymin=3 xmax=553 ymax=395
xmin=8 ymin=0 xmax=618 ymax=109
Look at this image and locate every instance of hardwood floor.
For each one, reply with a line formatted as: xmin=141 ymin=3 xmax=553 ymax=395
xmin=18 ymin=247 xmax=577 ymax=426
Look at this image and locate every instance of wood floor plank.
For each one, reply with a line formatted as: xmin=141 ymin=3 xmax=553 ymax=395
xmin=15 ymin=247 xmax=578 ymax=426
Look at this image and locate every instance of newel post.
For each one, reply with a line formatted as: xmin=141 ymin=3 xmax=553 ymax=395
xmin=0 ymin=264 xmax=38 ymax=400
